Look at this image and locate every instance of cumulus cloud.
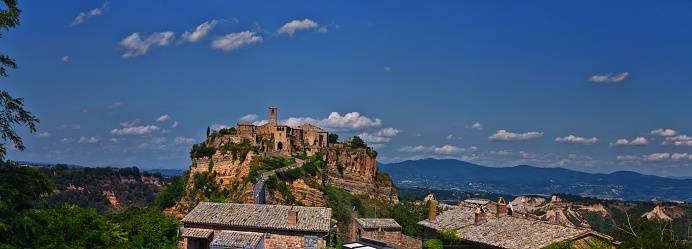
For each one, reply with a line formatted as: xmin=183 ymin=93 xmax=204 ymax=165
xmin=78 ymin=136 xmax=100 ymax=143
xmin=119 ymin=31 xmax=175 ymax=59
xmin=211 ymin=31 xmax=263 ymax=52
xmin=672 ymin=153 xmax=692 ymax=161
xmin=156 ymin=114 xmax=171 ymax=122
xmin=276 ymin=19 xmax=326 ymax=36
xmin=446 ymin=134 xmax=462 ymax=140
xmin=644 ymin=153 xmax=670 ymax=161
xmin=110 ymin=125 xmax=160 ymax=135
xmin=36 ymin=132 xmax=51 ymax=138
xmin=180 ymin=20 xmax=219 ymax=43
xmin=616 ymin=155 xmax=640 ymax=161
xmin=119 ymin=119 xmax=140 ymax=127
xmin=58 ymin=124 xmax=82 ymax=129
xmin=240 ymin=114 xmax=259 ymax=122
xmin=210 ymin=124 xmax=231 ymax=131
xmin=610 ymin=137 xmax=648 ymax=146
xmin=61 ymin=56 xmax=69 ymax=62
xmin=465 ymin=122 xmax=484 ymax=131
xmin=282 ymin=112 xmax=382 ymax=132
xmin=69 ymin=1 xmax=108 ymax=27
xmin=398 ymin=145 xmax=476 ymax=154
xmin=554 ymin=135 xmax=599 ymax=145
xmin=60 ymin=138 xmax=73 ymax=143
xmin=108 ymin=102 xmax=123 ymax=109
xmin=172 ymin=121 xmax=180 ymax=128
xmin=174 ymin=136 xmax=196 ymax=145
xmin=589 ymin=72 xmax=630 ymax=83
xmin=488 ymin=130 xmax=543 ymax=142
xmin=661 ymin=135 xmax=692 ymax=146
xmin=651 ymin=129 xmax=677 ymax=136
xmin=383 ymin=67 xmax=392 ymax=72
xmin=358 ymin=128 xmax=402 ymax=143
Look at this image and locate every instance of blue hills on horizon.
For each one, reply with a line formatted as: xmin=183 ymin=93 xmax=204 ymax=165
xmin=12 ymin=160 xmax=185 ymax=177
xmin=378 ymin=158 xmax=692 ymax=202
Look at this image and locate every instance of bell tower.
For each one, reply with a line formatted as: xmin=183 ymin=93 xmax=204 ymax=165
xmin=269 ymin=106 xmax=278 ymax=125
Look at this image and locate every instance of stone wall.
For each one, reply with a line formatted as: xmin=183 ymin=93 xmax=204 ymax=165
xmin=264 ymin=233 xmax=325 ymax=249
xmin=361 ymin=230 xmax=422 ymax=249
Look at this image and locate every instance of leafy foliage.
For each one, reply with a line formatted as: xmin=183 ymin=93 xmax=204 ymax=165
xmin=189 ymin=143 xmax=216 ymax=159
xmin=351 ymin=136 xmax=366 ymax=149
xmin=0 ymin=91 xmax=40 ymax=160
xmin=328 ymin=133 xmax=338 ymax=144
xmin=154 ymin=175 xmax=186 ymax=209
xmin=219 ymin=127 xmax=237 ymax=135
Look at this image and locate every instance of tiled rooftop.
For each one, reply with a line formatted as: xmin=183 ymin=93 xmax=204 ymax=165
xmin=417 ymin=207 xmax=477 ymax=230
xmin=209 ymin=231 xmax=263 ymax=248
xmin=182 ymin=202 xmax=331 ymax=232
xmin=181 ymin=228 xmax=214 ymax=239
xmin=355 ymin=218 xmax=402 ymax=229
xmin=455 ymin=216 xmax=590 ymax=249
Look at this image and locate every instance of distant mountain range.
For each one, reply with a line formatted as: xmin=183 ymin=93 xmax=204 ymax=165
xmin=378 ymin=159 xmax=692 ymax=202
xmin=13 ymin=161 xmax=185 ymax=177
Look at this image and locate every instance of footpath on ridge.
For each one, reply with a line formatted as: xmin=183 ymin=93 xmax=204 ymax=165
xmin=253 ymin=151 xmax=306 ymax=204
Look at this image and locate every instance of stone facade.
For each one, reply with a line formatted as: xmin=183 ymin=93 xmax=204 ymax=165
xmin=351 ymin=214 xmax=422 ymax=249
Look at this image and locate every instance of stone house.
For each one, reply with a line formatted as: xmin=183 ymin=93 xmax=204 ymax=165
xmin=349 ymin=208 xmax=422 ymax=249
xmin=181 ymin=202 xmax=332 ymax=249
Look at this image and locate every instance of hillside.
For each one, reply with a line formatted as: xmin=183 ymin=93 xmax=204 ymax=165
xmin=34 ymin=164 xmax=165 ymax=213
xmin=379 ymin=158 xmax=692 ymax=202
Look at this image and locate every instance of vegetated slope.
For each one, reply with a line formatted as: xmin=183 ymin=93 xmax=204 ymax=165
xmin=379 ymin=158 xmax=692 ymax=202
xmin=35 ymin=164 xmax=164 ymax=213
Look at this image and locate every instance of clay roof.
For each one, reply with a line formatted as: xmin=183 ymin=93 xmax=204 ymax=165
xmin=209 ymin=231 xmax=263 ymax=248
xmin=182 ymin=202 xmax=331 ymax=232
xmin=417 ymin=207 xmax=477 ymax=230
xmin=237 ymin=121 xmax=255 ymax=126
xmin=182 ymin=228 xmax=214 ymax=239
xmin=298 ymin=124 xmax=326 ymax=132
xmin=355 ymin=218 xmax=402 ymax=229
xmin=455 ymin=216 xmax=594 ymax=249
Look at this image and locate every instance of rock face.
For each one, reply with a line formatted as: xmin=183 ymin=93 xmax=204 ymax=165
xmin=322 ymin=148 xmax=399 ymax=203
xmin=642 ymin=206 xmax=673 ymax=221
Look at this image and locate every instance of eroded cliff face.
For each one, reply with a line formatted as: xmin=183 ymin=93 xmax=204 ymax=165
xmin=322 ymin=148 xmax=399 ymax=203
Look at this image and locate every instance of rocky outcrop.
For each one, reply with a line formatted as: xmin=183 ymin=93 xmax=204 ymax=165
xmin=322 ymin=148 xmax=399 ymax=203
xmin=642 ymin=206 xmax=673 ymax=221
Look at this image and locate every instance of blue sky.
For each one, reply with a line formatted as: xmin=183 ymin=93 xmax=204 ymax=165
xmin=4 ymin=1 xmax=692 ymax=176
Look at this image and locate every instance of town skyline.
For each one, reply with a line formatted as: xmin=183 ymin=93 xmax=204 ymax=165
xmin=4 ymin=1 xmax=692 ymax=177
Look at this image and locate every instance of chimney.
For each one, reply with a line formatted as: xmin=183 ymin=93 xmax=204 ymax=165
xmin=288 ymin=205 xmax=298 ymax=225
xmin=474 ymin=207 xmax=487 ymax=225
xmin=428 ymin=194 xmax=437 ymax=221
xmin=496 ymin=197 xmax=507 ymax=217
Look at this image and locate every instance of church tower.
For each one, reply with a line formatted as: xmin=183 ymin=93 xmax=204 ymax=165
xmin=269 ymin=106 xmax=278 ymax=125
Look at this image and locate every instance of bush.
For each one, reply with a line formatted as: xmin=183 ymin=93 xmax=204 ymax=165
xmin=219 ymin=127 xmax=237 ymax=135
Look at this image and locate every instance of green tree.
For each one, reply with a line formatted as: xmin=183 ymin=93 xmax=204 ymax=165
xmin=351 ymin=136 xmax=366 ymax=149
xmin=328 ymin=133 xmax=338 ymax=144
xmin=207 ymin=126 xmax=210 ymax=137
xmin=35 ymin=203 xmax=126 ymax=248
xmin=0 ymin=1 xmax=40 ymax=160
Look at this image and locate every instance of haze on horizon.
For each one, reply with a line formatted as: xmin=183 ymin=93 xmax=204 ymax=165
xmin=4 ymin=1 xmax=692 ymax=177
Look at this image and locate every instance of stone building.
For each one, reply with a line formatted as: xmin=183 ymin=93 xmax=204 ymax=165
xmin=215 ymin=107 xmax=329 ymax=155
xmin=181 ymin=202 xmax=332 ymax=249
xmin=349 ymin=208 xmax=422 ymax=249
xmin=417 ymin=196 xmax=620 ymax=248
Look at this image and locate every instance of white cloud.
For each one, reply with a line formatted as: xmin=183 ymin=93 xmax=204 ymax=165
xmin=69 ymin=1 xmax=108 ymax=27
xmin=358 ymin=128 xmax=402 ymax=143
xmin=283 ymin=112 xmax=383 ymax=132
xmin=60 ymin=138 xmax=73 ymax=143
xmin=36 ymin=132 xmax=51 ymax=138
xmin=661 ymin=135 xmax=692 ymax=146
xmin=616 ymin=155 xmax=639 ymax=161
xmin=78 ymin=136 xmax=100 ymax=143
xmin=465 ymin=122 xmax=484 ymax=131
xmin=58 ymin=124 xmax=82 ymax=129
xmin=610 ymin=137 xmax=648 ymax=146
xmin=446 ymin=134 xmax=462 ymax=140
xmin=110 ymin=138 xmax=119 ymax=142
xmin=488 ymin=130 xmax=543 ymax=142
xmin=210 ymin=124 xmax=231 ymax=131
xmin=672 ymin=153 xmax=692 ymax=161
xmin=61 ymin=56 xmax=69 ymax=62
xmin=108 ymin=102 xmax=123 ymax=108
xmin=650 ymin=129 xmax=677 ymax=136
xmin=589 ymin=72 xmax=630 ymax=83
xmin=119 ymin=31 xmax=175 ymax=59
xmin=172 ymin=121 xmax=180 ymax=128
xmin=276 ymin=19 xmax=326 ymax=36
xmin=211 ymin=31 xmax=263 ymax=52
xmin=644 ymin=153 xmax=669 ymax=161
xmin=150 ymin=137 xmax=168 ymax=144
xmin=156 ymin=114 xmax=171 ymax=122
xmin=253 ymin=120 xmax=269 ymax=126
xmin=554 ymin=135 xmax=598 ymax=145
xmin=398 ymin=145 xmax=476 ymax=154
xmin=181 ymin=20 xmax=219 ymax=43
xmin=383 ymin=67 xmax=392 ymax=72
xmin=240 ymin=114 xmax=259 ymax=122
xmin=110 ymin=125 xmax=160 ymax=135
xmin=174 ymin=136 xmax=196 ymax=145
xmin=119 ymin=119 xmax=140 ymax=127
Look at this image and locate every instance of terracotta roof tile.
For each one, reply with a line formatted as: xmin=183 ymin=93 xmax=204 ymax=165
xmin=355 ymin=218 xmax=401 ymax=229
xmin=209 ymin=231 xmax=263 ymax=248
xmin=182 ymin=228 xmax=214 ymax=239
xmin=181 ymin=203 xmax=331 ymax=232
